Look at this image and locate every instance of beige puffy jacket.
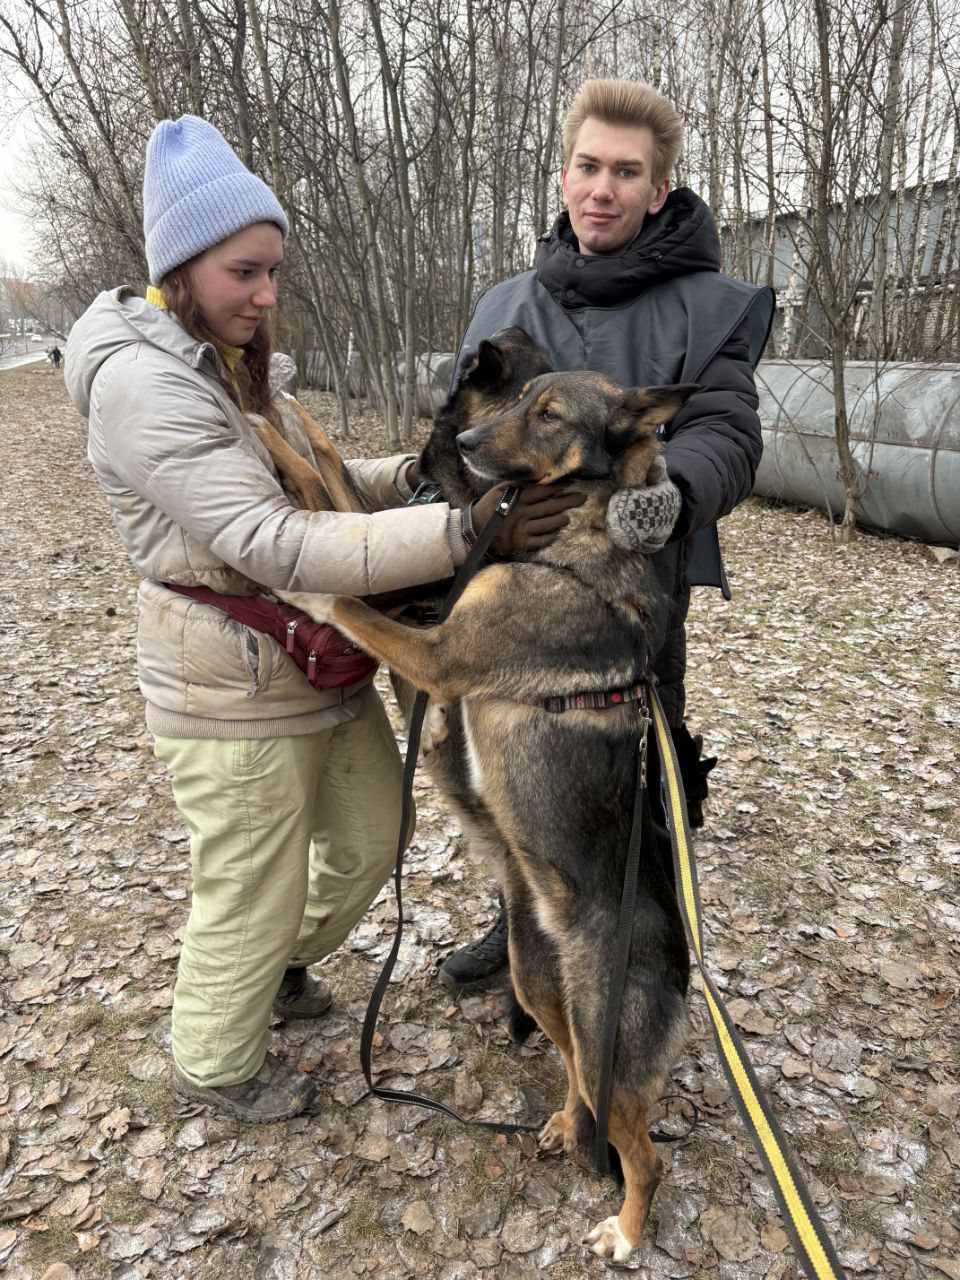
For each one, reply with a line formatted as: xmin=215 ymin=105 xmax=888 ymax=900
xmin=65 ymin=288 xmax=463 ymax=738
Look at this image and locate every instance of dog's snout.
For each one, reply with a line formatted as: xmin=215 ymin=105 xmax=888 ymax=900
xmin=456 ymin=427 xmax=483 ymax=454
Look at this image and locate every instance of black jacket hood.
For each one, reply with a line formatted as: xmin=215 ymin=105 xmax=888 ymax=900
xmin=534 ymin=187 xmax=721 ymax=308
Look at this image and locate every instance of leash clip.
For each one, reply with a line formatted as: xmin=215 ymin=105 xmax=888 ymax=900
xmin=637 ymin=685 xmax=651 ymax=786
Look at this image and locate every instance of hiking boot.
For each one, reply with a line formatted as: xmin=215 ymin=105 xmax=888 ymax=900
xmin=273 ymin=967 xmax=333 ymax=1019
xmin=439 ymin=905 xmax=509 ymax=991
xmin=171 ymin=1051 xmax=319 ymax=1123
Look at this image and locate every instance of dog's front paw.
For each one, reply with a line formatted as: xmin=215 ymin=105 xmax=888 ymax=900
xmin=583 ymin=1214 xmax=636 ymax=1263
xmin=539 ymin=1109 xmax=577 ymax=1153
xmin=276 ymin=590 xmax=336 ymax=624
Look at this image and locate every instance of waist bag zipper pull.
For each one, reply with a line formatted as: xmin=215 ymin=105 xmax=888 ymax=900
xmin=286 ymin=618 xmax=301 ymax=653
xmin=307 ymin=650 xmax=318 ymax=684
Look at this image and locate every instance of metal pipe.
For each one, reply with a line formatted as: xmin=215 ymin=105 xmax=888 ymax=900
xmin=754 ymin=360 xmax=960 ymax=544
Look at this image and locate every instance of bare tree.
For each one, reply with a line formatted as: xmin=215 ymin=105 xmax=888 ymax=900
xmin=2 ymin=0 xmax=958 ymax=505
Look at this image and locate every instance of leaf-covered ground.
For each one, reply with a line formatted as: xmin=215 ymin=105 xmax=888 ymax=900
xmin=1 ymin=365 xmax=958 ymax=1280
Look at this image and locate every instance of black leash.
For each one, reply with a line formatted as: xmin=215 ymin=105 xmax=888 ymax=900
xmin=593 ymin=701 xmax=649 ymax=1173
xmin=591 ymin=690 xmax=699 ymax=1167
xmin=358 ymin=491 xmax=697 ymax=1152
xmin=358 ymin=488 xmax=539 ymax=1135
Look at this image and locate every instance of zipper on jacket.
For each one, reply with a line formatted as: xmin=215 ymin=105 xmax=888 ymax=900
xmin=241 ymin=627 xmax=261 ymax=699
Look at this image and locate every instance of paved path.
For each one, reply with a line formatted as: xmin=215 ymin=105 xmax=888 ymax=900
xmin=0 ymin=350 xmax=48 ymax=371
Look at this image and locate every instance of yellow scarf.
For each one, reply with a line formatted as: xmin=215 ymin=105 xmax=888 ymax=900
xmin=146 ymin=284 xmax=246 ymax=401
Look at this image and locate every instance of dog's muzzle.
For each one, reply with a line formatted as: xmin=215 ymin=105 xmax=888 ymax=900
xmin=455 ymin=425 xmax=486 ymax=456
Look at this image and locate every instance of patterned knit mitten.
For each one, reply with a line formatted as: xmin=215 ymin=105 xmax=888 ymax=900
xmin=606 ymin=455 xmax=682 ymax=553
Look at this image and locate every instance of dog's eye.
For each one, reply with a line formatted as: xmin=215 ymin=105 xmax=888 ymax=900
xmin=540 ymin=408 xmax=559 ymax=422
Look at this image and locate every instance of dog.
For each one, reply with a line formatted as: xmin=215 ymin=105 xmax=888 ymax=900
xmin=276 ymin=367 xmax=699 ymax=1261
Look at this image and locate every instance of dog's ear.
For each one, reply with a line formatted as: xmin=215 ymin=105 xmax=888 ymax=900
xmin=605 ymin=383 xmax=701 ymax=453
xmin=459 ymin=339 xmax=513 ymax=393
xmin=489 ymin=326 xmax=537 ymax=352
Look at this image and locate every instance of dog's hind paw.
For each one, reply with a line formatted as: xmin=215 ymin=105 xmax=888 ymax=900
xmin=539 ymin=1110 xmax=577 ymax=1153
xmin=583 ymin=1215 xmax=635 ymax=1263
xmin=276 ymin=590 xmax=335 ymax=624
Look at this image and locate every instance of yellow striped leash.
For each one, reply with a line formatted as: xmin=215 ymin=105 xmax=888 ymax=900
xmin=651 ymin=688 xmax=846 ymax=1280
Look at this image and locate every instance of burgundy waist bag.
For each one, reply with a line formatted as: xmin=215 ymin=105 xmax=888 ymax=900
xmin=165 ymin=584 xmax=377 ymax=690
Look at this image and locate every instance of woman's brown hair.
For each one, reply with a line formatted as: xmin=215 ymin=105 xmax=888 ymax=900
xmin=159 ymin=263 xmax=277 ymax=420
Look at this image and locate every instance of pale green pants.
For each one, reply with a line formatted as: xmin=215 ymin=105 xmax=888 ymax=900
xmin=153 ymin=686 xmax=407 ymax=1087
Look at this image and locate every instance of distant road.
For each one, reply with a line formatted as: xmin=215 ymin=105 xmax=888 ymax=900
xmin=0 ymin=332 xmax=58 ymax=372
xmin=0 ymin=350 xmax=49 ymax=371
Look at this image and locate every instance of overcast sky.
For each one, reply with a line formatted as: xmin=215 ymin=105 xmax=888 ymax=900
xmin=0 ymin=96 xmax=38 ymax=274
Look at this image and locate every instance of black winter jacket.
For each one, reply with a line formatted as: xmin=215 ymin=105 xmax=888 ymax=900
xmin=455 ymin=190 xmax=775 ymax=724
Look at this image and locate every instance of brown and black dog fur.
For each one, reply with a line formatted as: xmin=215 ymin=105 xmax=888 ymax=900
xmin=249 ymin=396 xmax=366 ymax=515
xmin=250 ymin=332 xmax=557 ymax=860
xmin=277 ymin=361 xmax=698 ymax=1262
xmin=375 ymin=331 xmax=557 ymax=856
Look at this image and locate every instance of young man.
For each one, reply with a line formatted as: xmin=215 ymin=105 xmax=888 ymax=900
xmin=439 ymin=78 xmax=774 ymax=991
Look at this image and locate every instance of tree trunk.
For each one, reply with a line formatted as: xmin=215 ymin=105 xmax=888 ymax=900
xmin=245 ymin=0 xmax=285 ymax=199
xmin=536 ymin=0 xmax=566 ymax=235
xmin=321 ymin=0 xmax=400 ymax=447
xmin=869 ymin=0 xmax=906 ymax=359
xmin=757 ymin=2 xmax=777 ymax=290
xmin=176 ymin=0 xmax=204 ymax=114
xmin=813 ymin=0 xmax=861 ymax=536
xmin=366 ymin=0 xmax=417 ymax=443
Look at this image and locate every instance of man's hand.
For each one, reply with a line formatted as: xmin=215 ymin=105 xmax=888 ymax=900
xmin=470 ymin=483 xmax=585 ymax=554
xmin=606 ymin=456 xmax=682 ymax=553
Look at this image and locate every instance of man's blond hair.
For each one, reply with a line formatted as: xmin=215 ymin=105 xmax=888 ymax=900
xmin=563 ymin=80 xmax=683 ymax=185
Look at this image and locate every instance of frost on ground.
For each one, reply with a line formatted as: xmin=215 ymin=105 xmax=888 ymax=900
xmin=1 ymin=365 xmax=958 ymax=1280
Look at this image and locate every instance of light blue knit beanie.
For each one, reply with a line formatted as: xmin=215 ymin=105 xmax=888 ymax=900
xmin=143 ymin=115 xmax=289 ymax=283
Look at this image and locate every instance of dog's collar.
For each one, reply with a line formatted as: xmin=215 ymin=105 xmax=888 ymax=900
xmin=539 ymin=600 xmax=648 ymax=712
xmin=542 ymin=681 xmax=647 ymax=714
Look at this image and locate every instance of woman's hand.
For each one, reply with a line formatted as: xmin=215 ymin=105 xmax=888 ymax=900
xmin=470 ymin=483 xmax=586 ymax=554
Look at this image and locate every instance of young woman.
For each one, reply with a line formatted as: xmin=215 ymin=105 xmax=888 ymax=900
xmin=64 ymin=116 xmax=578 ymax=1123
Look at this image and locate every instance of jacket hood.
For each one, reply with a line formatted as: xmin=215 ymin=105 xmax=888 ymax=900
xmin=64 ymin=287 xmax=217 ymax=416
xmin=534 ymin=188 xmax=721 ymax=308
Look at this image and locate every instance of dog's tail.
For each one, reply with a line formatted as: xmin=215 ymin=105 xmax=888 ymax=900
xmin=574 ymin=1099 xmax=624 ymax=1183
xmin=505 ymin=985 xmax=539 ymax=1044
